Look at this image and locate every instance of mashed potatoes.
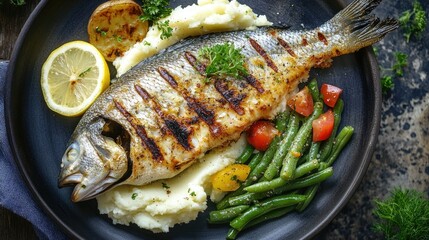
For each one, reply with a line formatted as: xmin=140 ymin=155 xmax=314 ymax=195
xmin=113 ymin=0 xmax=272 ymax=77
xmin=97 ymin=136 xmax=246 ymax=233
xmin=98 ymin=0 xmax=271 ymax=233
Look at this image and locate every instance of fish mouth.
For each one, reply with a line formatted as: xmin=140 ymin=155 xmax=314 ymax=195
xmin=69 ymin=175 xmax=120 ymax=202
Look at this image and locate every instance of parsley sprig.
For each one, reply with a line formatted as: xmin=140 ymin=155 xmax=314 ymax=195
xmin=376 ymin=50 xmax=408 ymax=94
xmin=140 ymin=0 xmax=172 ymax=22
xmin=399 ymin=0 xmax=427 ymax=42
xmin=198 ymin=43 xmax=248 ymax=82
xmin=139 ymin=0 xmax=173 ymax=40
xmin=372 ymin=188 xmax=429 ymax=239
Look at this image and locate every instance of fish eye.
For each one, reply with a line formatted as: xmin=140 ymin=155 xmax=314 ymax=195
xmin=66 ymin=143 xmax=80 ymax=161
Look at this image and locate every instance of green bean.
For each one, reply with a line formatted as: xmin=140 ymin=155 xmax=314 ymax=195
xmin=296 ymin=126 xmax=353 ymax=212
xmin=227 ymin=205 xmax=296 ymax=240
xmin=275 ymin=111 xmax=290 ymax=132
xmin=208 ymin=205 xmax=250 ymax=224
xmin=235 ymin=144 xmax=254 ymax=164
xmin=319 ymin=99 xmax=344 ymax=161
xmin=244 ymin=136 xmax=280 ymax=185
xmin=244 ymin=160 xmax=319 ymax=193
xmin=228 ymin=167 xmax=333 ymax=206
xmin=308 ymin=78 xmax=321 ymax=102
xmin=263 ymin=113 xmax=300 ymax=180
xmin=244 ymin=205 xmax=295 ymax=229
xmin=280 ymin=102 xmax=323 ymax=180
xmin=308 ymin=141 xmax=321 ymax=161
xmin=230 ymin=194 xmax=306 ymax=231
xmin=247 ymin=152 xmax=264 ymax=170
xmin=295 ymin=185 xmax=319 ymax=212
xmin=226 ymin=228 xmax=239 ymax=240
xmin=216 ymin=152 xmax=264 ymax=210
xmin=326 ymin=126 xmax=354 ymax=167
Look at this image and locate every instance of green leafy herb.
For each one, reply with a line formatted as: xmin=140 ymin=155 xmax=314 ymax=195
xmin=0 ymin=0 xmax=25 ymax=5
xmin=190 ymin=191 xmax=196 ymax=197
xmin=156 ymin=20 xmax=173 ymax=40
xmin=379 ymin=51 xmax=408 ymax=94
xmin=140 ymin=0 xmax=172 ymax=22
xmin=143 ymin=41 xmax=151 ymax=46
xmin=79 ymin=67 xmax=92 ymax=78
xmin=381 ymin=76 xmax=394 ymax=94
xmin=131 ymin=193 xmax=138 ymax=200
xmin=372 ymin=188 xmax=429 ymax=239
xmin=113 ymin=35 xmax=123 ymax=42
xmin=392 ymin=52 xmax=408 ymax=77
xmin=399 ymin=0 xmax=427 ymax=42
xmin=95 ymin=27 xmax=107 ymax=37
xmin=198 ymin=43 xmax=248 ymax=81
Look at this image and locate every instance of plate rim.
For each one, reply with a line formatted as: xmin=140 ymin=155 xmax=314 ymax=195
xmin=4 ymin=0 xmax=381 ymax=239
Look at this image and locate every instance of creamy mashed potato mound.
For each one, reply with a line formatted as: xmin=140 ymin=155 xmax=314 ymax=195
xmin=97 ymin=136 xmax=247 ymax=232
xmin=113 ymin=0 xmax=272 ymax=77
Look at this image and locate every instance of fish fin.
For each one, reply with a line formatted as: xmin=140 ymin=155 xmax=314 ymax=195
xmin=330 ymin=0 xmax=398 ymax=49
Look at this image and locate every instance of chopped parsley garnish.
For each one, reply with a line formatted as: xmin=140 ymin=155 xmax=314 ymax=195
xmin=162 ymin=182 xmax=170 ymax=189
xmin=399 ymin=0 xmax=427 ymax=42
xmin=95 ymin=27 xmax=107 ymax=37
xmin=131 ymin=193 xmax=138 ymax=200
xmin=198 ymin=43 xmax=248 ymax=81
xmin=139 ymin=0 xmax=172 ymax=22
xmin=156 ymin=20 xmax=173 ymax=40
xmin=190 ymin=191 xmax=196 ymax=197
xmin=143 ymin=41 xmax=151 ymax=46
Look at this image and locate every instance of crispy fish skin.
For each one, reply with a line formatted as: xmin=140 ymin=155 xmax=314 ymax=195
xmin=59 ymin=0 xmax=398 ymax=202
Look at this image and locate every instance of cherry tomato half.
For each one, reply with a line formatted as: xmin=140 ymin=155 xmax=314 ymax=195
xmin=246 ymin=120 xmax=279 ymax=151
xmin=312 ymin=110 xmax=335 ymax=142
xmin=321 ymin=83 xmax=343 ymax=108
xmin=287 ymin=86 xmax=314 ymax=117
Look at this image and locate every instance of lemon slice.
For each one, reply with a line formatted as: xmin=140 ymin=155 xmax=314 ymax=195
xmin=41 ymin=40 xmax=110 ymax=117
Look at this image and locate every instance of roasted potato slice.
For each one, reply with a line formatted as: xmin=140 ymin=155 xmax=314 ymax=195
xmin=88 ymin=0 xmax=149 ymax=62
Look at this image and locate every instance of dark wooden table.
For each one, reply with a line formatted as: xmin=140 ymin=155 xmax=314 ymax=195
xmin=1 ymin=1 xmax=427 ymax=240
xmin=1 ymin=2 xmax=40 ymax=239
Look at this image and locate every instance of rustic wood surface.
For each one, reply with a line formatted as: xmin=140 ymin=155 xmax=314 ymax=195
xmin=1 ymin=1 xmax=40 ymax=239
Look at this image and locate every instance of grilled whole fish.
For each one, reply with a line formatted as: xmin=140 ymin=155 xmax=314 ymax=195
xmin=59 ymin=0 xmax=397 ymax=202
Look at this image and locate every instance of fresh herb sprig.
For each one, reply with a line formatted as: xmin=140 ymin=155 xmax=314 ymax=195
xmin=198 ymin=43 xmax=248 ymax=82
xmin=0 ymin=0 xmax=25 ymax=5
xmin=372 ymin=188 xmax=429 ymax=239
xmin=399 ymin=0 xmax=427 ymax=42
xmin=140 ymin=0 xmax=173 ymax=40
xmin=377 ymin=51 xmax=408 ymax=94
xmin=156 ymin=20 xmax=173 ymax=40
xmin=139 ymin=0 xmax=172 ymax=22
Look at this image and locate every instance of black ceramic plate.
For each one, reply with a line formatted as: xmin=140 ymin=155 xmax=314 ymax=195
xmin=6 ymin=0 xmax=380 ymax=239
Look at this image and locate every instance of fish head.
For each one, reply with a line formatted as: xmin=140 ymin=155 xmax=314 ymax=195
xmin=58 ymin=117 xmax=131 ymax=202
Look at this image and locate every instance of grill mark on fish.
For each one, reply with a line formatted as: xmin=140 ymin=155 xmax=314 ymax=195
xmin=268 ymin=29 xmax=297 ymax=58
xmin=317 ymin=32 xmax=328 ymax=45
xmin=249 ymin=37 xmax=278 ymax=72
xmin=214 ymin=79 xmax=246 ymax=115
xmin=134 ymin=84 xmax=193 ymax=151
xmin=301 ymin=38 xmax=308 ymax=46
xmin=244 ymin=74 xmax=265 ymax=93
xmin=157 ymin=66 xmax=221 ymax=135
xmin=184 ymin=51 xmax=206 ymax=75
xmin=113 ymin=99 xmax=164 ymax=162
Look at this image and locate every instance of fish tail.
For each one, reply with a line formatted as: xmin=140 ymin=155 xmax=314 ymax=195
xmin=329 ymin=0 xmax=398 ymax=51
